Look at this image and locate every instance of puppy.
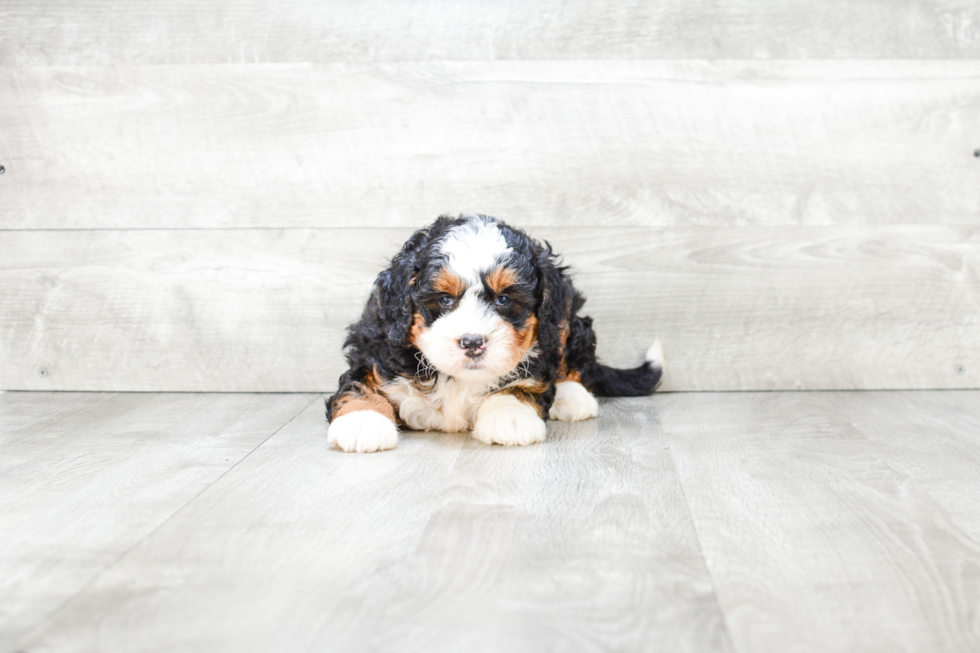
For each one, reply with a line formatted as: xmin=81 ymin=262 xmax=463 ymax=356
xmin=325 ymin=214 xmax=663 ymax=452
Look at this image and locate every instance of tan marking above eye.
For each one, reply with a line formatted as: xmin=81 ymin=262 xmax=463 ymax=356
xmin=486 ymin=266 xmax=519 ymax=295
xmin=432 ymin=268 xmax=466 ymax=298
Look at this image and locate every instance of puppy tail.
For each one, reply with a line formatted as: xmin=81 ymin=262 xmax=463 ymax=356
xmin=584 ymin=337 xmax=664 ymax=397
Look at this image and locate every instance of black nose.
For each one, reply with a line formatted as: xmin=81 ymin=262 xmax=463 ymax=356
xmin=459 ymin=334 xmax=487 ymax=356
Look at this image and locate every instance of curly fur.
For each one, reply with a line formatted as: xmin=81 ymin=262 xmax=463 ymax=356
xmin=326 ymin=214 xmax=662 ymax=447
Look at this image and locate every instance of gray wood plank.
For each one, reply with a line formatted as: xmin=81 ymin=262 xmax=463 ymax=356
xmin=0 ymin=391 xmax=317 ymax=650
xmin=0 ymin=228 xmax=410 ymax=392
xmin=660 ymin=391 xmax=980 ymax=653
xmin=1 ymin=61 xmax=978 ymax=230
xmin=1 ymin=0 xmax=978 ymax=64
xmin=2 ymin=226 xmax=977 ymax=392
xmin=19 ymin=397 xmax=730 ymax=653
xmin=571 ymin=225 xmax=980 ymax=392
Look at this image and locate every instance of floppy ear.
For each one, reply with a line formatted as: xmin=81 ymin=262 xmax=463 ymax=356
xmin=533 ymin=241 xmax=573 ymax=359
xmin=376 ymin=229 xmax=429 ymax=343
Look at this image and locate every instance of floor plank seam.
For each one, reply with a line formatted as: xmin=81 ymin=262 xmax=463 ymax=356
xmin=17 ymin=393 xmax=325 ymax=646
xmin=664 ymin=439 xmax=739 ymax=653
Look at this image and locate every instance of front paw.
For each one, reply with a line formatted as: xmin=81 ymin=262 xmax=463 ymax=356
xmin=327 ymin=410 xmax=399 ymax=453
xmin=473 ymin=394 xmax=547 ymax=447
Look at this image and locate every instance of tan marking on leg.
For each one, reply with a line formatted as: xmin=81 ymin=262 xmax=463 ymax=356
xmin=555 ymin=319 xmax=571 ymax=378
xmin=558 ymin=368 xmax=582 ymax=383
xmin=332 ymin=393 xmax=355 ymax=414
xmin=509 ymin=377 xmax=549 ymax=394
xmin=334 ymin=393 xmax=397 ymax=422
xmin=500 ymin=386 xmax=547 ymax=419
xmin=364 ymin=366 xmax=386 ymax=392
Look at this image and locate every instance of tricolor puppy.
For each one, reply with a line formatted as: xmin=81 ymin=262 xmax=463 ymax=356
xmin=326 ymin=214 xmax=663 ymax=453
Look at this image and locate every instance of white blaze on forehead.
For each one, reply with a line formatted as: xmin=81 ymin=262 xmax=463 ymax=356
xmin=439 ymin=217 xmax=511 ymax=286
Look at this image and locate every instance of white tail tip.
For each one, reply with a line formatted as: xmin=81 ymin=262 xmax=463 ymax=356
xmin=645 ymin=337 xmax=664 ymax=370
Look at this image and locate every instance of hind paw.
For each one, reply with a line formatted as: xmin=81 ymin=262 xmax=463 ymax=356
xmin=548 ymin=381 xmax=599 ymax=421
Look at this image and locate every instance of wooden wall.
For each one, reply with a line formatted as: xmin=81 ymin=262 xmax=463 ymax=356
xmin=1 ymin=2 xmax=979 ymax=392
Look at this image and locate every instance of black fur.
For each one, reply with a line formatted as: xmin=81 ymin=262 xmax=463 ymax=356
xmin=564 ymin=312 xmax=662 ymax=397
xmin=326 ymin=214 xmax=661 ymax=422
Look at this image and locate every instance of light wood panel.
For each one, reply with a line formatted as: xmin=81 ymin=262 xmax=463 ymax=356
xmin=660 ymin=391 xmax=980 ymax=653
xmin=7 ymin=391 xmax=980 ymax=651
xmin=1 ymin=0 xmax=979 ymax=64
xmin=0 ymin=228 xmax=410 ymax=392
xmin=0 ymin=391 xmax=317 ymax=649
xmin=18 ymin=396 xmax=730 ymax=653
xmin=1 ymin=226 xmax=977 ymax=392
xmin=1 ymin=61 xmax=978 ymax=230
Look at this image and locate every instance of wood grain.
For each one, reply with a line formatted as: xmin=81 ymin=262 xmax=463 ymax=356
xmin=0 ymin=228 xmax=410 ymax=392
xmin=0 ymin=391 xmax=317 ymax=650
xmin=1 ymin=226 xmax=977 ymax=392
xmin=1 ymin=0 xmax=978 ymax=64
xmin=567 ymin=225 xmax=980 ymax=392
xmin=1 ymin=61 xmax=978 ymax=230
xmin=660 ymin=391 xmax=980 ymax=653
xmin=19 ymin=395 xmax=730 ymax=653
xmin=8 ymin=391 xmax=979 ymax=651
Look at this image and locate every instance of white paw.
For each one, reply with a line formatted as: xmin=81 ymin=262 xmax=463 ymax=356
xmin=548 ymin=381 xmax=599 ymax=422
xmin=327 ymin=410 xmax=399 ymax=453
xmin=472 ymin=394 xmax=547 ymax=447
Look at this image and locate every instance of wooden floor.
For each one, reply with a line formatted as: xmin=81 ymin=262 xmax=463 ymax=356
xmin=1 ymin=390 xmax=978 ymax=652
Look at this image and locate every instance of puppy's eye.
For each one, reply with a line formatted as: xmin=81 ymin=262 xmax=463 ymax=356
xmin=439 ymin=295 xmax=455 ymax=307
xmin=495 ymin=295 xmax=511 ymax=307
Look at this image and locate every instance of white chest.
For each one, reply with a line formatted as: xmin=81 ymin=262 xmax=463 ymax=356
xmin=382 ymin=375 xmax=491 ymax=432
